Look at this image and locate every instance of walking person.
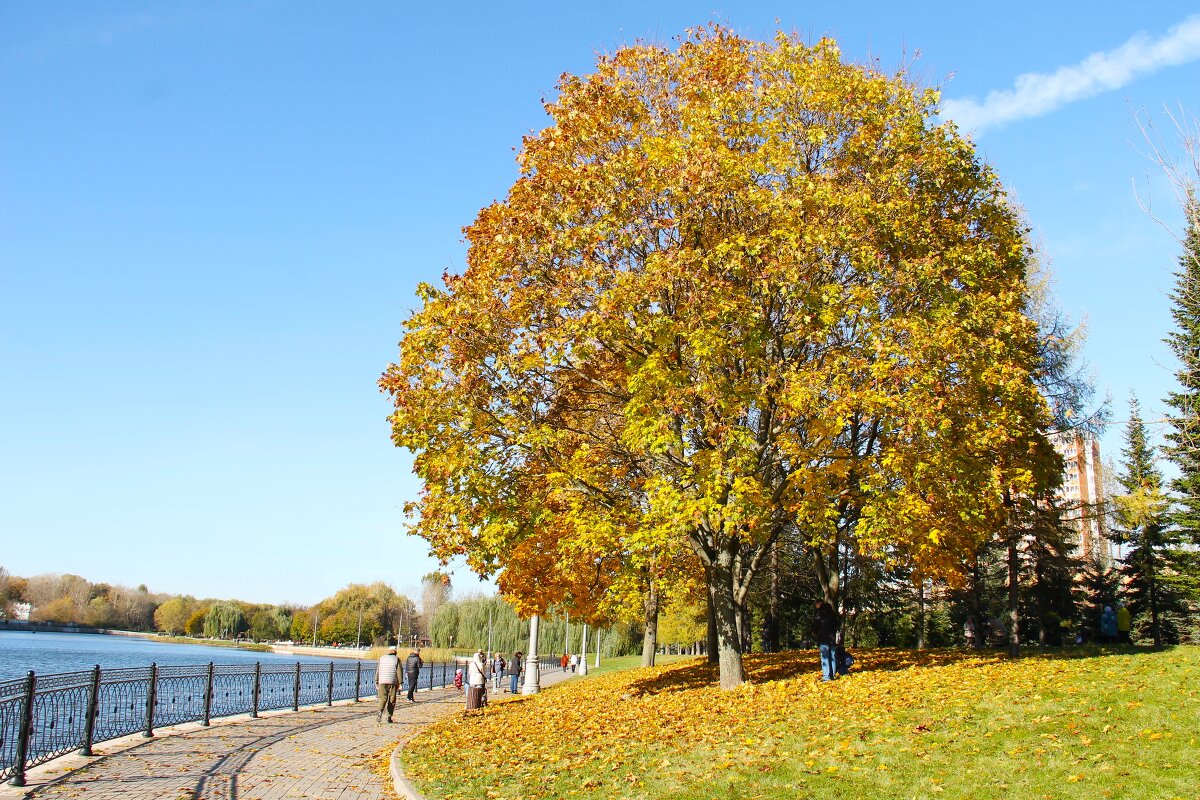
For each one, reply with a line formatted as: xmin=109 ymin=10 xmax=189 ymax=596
xmin=1101 ymin=606 xmax=1118 ymax=643
xmin=560 ymin=652 xmax=569 ymax=672
xmin=569 ymin=653 xmax=579 ymax=673
xmin=509 ymin=651 xmax=523 ymax=693
xmin=1116 ymin=602 xmax=1132 ymax=644
xmin=404 ymin=646 xmax=423 ymax=703
xmin=813 ymin=599 xmax=840 ymax=682
xmin=376 ymin=645 xmax=400 ymax=723
xmin=466 ymin=648 xmax=487 ymax=710
xmin=492 ymin=653 xmax=506 ymax=690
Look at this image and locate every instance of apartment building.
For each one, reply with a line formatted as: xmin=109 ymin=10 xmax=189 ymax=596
xmin=1050 ymin=431 xmax=1108 ymax=564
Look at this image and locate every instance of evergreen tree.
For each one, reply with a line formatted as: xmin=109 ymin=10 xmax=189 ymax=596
xmin=1164 ymin=206 xmax=1200 ymax=545
xmin=1076 ymin=555 xmax=1120 ymax=642
xmin=1023 ymin=497 xmax=1082 ymax=646
xmin=1111 ymin=394 xmax=1185 ymax=646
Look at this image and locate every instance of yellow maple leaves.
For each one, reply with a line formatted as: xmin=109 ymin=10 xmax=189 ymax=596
xmin=397 ymin=647 xmax=1200 ymax=800
xmin=381 ymin=22 xmax=1058 ymax=691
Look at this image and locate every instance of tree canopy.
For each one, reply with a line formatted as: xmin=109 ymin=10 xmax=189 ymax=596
xmin=382 ymin=26 xmax=1057 ymax=688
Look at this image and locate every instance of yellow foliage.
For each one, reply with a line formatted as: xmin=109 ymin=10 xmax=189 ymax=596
xmin=400 ymin=648 xmax=1200 ymax=800
xmin=381 ymin=23 xmax=1057 ymax=689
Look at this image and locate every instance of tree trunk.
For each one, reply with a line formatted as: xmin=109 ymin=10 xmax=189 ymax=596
xmin=916 ymin=578 xmax=926 ymax=650
xmin=736 ymin=601 xmax=752 ymax=654
xmin=710 ymin=551 xmax=746 ymax=690
xmin=1008 ymin=538 xmax=1020 ymax=659
xmin=763 ymin=543 xmax=780 ymax=653
xmin=1147 ymin=546 xmax=1162 ymax=647
xmin=971 ymin=556 xmax=985 ymax=650
xmin=1036 ymin=556 xmax=1048 ymax=646
xmin=706 ymin=586 xmax=718 ymax=664
xmin=811 ymin=544 xmax=840 ymax=608
xmin=641 ymin=584 xmax=658 ymax=668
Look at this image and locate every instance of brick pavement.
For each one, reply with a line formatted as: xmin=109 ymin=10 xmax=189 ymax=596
xmin=4 ymin=690 xmax=461 ymax=800
xmin=2 ymin=668 xmax=576 ymax=800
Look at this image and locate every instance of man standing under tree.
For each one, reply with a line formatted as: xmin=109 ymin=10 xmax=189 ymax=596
xmin=377 ymin=645 xmax=399 ymax=723
xmin=404 ymin=646 xmax=423 ymax=703
xmin=814 ymin=600 xmax=840 ymax=682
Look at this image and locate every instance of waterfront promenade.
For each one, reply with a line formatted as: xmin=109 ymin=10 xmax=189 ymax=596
xmin=2 ymin=670 xmax=575 ymax=800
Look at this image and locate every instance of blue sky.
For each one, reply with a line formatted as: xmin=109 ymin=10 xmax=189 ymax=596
xmin=2 ymin=2 xmax=1197 ymax=606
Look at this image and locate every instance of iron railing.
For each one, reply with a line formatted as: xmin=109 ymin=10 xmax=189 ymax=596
xmin=0 ymin=658 xmax=461 ymax=786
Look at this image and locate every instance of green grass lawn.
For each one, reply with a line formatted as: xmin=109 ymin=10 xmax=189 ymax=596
xmin=582 ymin=653 xmax=696 ymax=678
xmin=400 ymin=645 xmax=1200 ymax=800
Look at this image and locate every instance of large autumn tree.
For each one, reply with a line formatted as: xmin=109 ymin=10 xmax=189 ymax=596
xmin=382 ymin=27 xmax=1055 ymax=689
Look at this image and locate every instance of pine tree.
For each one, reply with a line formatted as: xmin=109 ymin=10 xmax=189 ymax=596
xmin=1024 ymin=497 xmax=1082 ymax=646
xmin=1076 ymin=555 xmax=1120 ymax=642
xmin=1164 ymin=207 xmax=1200 ymax=544
xmin=1112 ymin=394 xmax=1186 ymax=646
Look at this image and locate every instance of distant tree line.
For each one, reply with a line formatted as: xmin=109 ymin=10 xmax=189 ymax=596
xmin=0 ymin=567 xmax=652 ymax=655
xmin=0 ymin=570 xmax=161 ymax=631
xmin=0 ymin=569 xmax=423 ymax=647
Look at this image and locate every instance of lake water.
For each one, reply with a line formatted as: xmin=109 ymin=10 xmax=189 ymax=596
xmin=0 ymin=631 xmax=364 ymax=682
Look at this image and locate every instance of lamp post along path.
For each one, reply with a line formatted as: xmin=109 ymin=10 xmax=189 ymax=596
xmin=522 ymin=614 xmax=541 ymax=695
xmin=579 ymin=624 xmax=589 ymax=676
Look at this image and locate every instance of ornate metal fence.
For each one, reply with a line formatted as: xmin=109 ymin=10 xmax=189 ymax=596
xmin=0 ymin=658 xmax=468 ymax=787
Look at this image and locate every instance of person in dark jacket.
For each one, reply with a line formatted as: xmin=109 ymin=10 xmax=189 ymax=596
xmin=509 ymin=651 xmax=523 ymax=694
xmin=813 ymin=600 xmax=840 ymax=682
xmin=1100 ymin=606 xmax=1118 ymax=644
xmin=404 ymin=648 xmax=423 ymax=703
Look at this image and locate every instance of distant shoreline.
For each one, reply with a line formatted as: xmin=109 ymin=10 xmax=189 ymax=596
xmin=1 ymin=623 xmax=372 ymax=660
xmin=0 ymin=620 xmax=128 ymax=636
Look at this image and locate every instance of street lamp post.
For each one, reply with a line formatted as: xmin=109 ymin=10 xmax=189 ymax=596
xmin=594 ymin=627 xmax=601 ymax=668
xmin=522 ymin=615 xmax=541 ymax=695
xmin=579 ymin=624 xmax=589 ymax=676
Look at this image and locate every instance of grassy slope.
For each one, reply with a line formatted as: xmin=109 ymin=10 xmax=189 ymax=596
xmin=401 ymin=646 xmax=1199 ymax=800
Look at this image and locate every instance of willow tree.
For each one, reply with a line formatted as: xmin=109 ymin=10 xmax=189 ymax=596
xmin=382 ymin=27 xmax=1053 ymax=689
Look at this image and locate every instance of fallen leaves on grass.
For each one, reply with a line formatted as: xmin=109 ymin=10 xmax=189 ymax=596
xmin=398 ymin=647 xmax=1199 ymax=800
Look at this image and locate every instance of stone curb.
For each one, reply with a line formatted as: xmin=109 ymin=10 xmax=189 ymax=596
xmin=387 ymin=670 xmax=578 ymax=800
xmin=390 ymin=744 xmax=428 ymax=800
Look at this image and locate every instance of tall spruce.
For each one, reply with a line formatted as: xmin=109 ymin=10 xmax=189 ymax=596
xmin=1164 ymin=208 xmax=1200 ymax=544
xmin=1112 ymin=394 xmax=1177 ymax=646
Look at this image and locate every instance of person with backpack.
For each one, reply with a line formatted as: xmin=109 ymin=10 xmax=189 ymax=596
xmin=813 ymin=599 xmax=840 ymax=682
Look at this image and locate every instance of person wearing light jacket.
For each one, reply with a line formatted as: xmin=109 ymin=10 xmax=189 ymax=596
xmin=376 ymin=646 xmax=400 ymax=723
xmin=465 ymin=649 xmax=488 ymax=710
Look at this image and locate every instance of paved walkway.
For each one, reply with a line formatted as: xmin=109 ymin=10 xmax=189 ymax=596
xmin=3 ymin=670 xmax=575 ymax=800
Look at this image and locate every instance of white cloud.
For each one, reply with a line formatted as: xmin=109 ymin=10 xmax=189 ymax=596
xmin=942 ymin=14 xmax=1200 ymax=134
